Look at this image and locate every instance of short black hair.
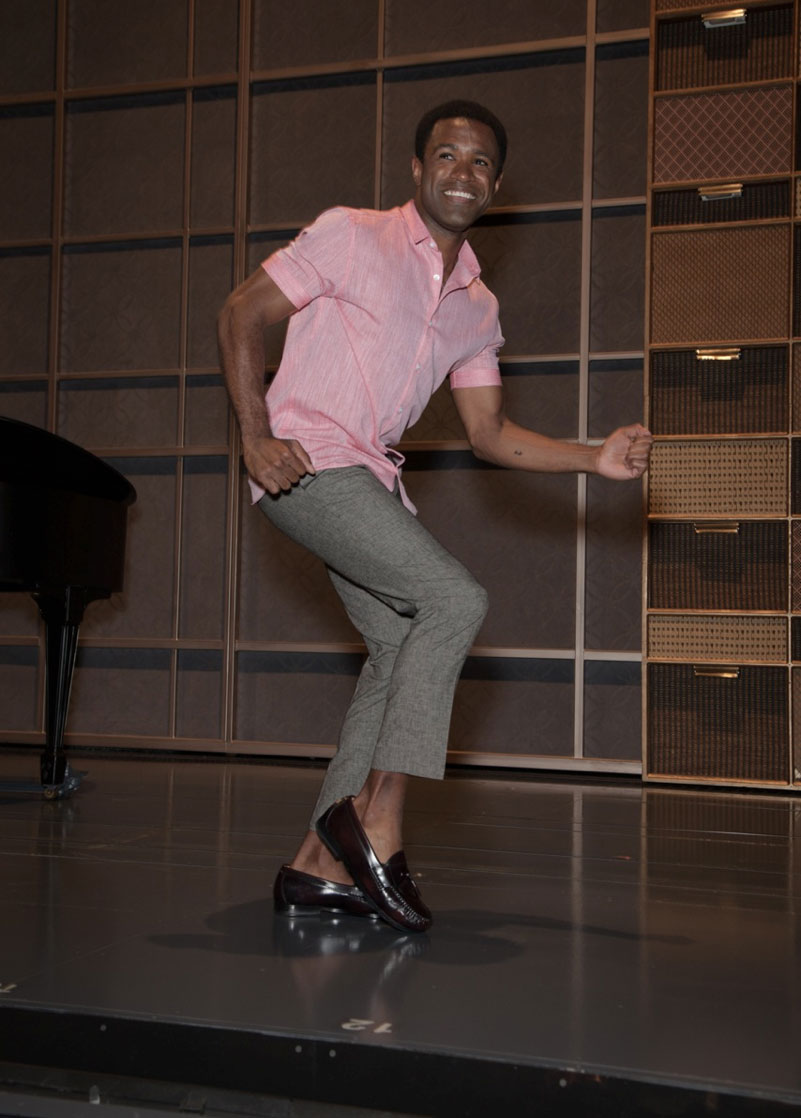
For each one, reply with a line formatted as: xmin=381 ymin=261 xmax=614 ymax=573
xmin=414 ymin=100 xmax=507 ymax=177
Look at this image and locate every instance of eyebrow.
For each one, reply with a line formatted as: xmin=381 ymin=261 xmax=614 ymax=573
xmin=432 ymin=141 xmax=496 ymax=162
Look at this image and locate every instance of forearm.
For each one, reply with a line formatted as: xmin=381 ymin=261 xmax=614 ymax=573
xmin=217 ymin=301 xmax=273 ymax=442
xmin=472 ymin=417 xmax=600 ymax=474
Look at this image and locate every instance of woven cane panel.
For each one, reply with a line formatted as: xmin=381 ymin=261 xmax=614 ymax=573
xmin=653 ymin=85 xmax=793 ymax=183
xmin=648 ymin=439 xmax=788 ymax=517
xmin=651 ymin=181 xmax=790 ymax=227
xmin=649 ymin=346 xmax=788 ymax=435
xmin=656 ymin=5 xmax=793 ymax=91
xmin=647 ymin=663 xmax=788 ymax=783
xmin=650 ymin=225 xmax=790 ymax=344
xmin=792 ymin=522 xmax=801 ymax=610
xmin=648 ymin=520 xmax=788 ymax=611
xmin=647 ymin=615 xmax=787 ymax=662
xmin=796 ymin=178 xmax=801 ymax=219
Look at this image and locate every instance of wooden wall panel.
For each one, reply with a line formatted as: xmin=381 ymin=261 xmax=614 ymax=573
xmin=69 ymin=649 xmax=172 ymax=736
xmin=0 ymin=594 xmax=39 ymax=638
xmin=57 ymin=377 xmax=180 ymax=448
xmin=0 ymin=108 xmax=54 ymax=240
xmin=0 ymin=381 xmax=49 ymax=429
xmin=384 ymin=0 xmax=587 ymax=56
xmin=252 ymin=0 xmax=378 ymax=71
xmin=64 ymin=95 xmax=185 ymax=238
xmin=590 ymin=208 xmax=646 ymax=353
xmin=79 ymin=461 xmax=177 ymax=639
xmin=593 ymin=42 xmax=649 ymax=199
xmin=235 ymin=652 xmax=360 ymax=743
xmin=588 ymin=360 xmax=644 ymax=439
xmin=584 ymin=475 xmax=643 ymax=651
xmin=0 ymin=252 xmax=50 ymax=374
xmin=194 ymin=0 xmax=238 ymax=77
xmin=176 ymin=650 xmax=223 ymax=740
xmin=184 ymin=375 xmax=229 ymax=446
xmin=596 ymin=0 xmax=649 ymax=33
xmin=67 ymin=0 xmax=188 ymax=88
xmin=450 ymin=660 xmax=575 ymax=756
xmin=178 ymin=459 xmax=228 ymax=640
xmin=190 ymin=90 xmax=237 ymax=230
xmin=249 ymin=78 xmax=376 ymax=226
xmin=583 ymin=661 xmax=641 ymax=760
xmin=60 ymin=244 xmax=182 ymax=372
xmin=0 ymin=0 xmax=55 ymax=95
xmin=0 ymin=648 xmax=39 ymax=729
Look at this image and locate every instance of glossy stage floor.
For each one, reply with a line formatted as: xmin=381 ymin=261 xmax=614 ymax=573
xmin=0 ymin=748 xmax=800 ymax=1117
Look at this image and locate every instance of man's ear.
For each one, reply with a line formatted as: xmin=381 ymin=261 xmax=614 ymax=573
xmin=411 ymin=155 xmax=422 ymax=187
xmin=492 ymin=172 xmax=504 ymax=196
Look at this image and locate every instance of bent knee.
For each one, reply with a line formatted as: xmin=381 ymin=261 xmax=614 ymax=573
xmin=435 ymin=576 xmax=488 ymax=630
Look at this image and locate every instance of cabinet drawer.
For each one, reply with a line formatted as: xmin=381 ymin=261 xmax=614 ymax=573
xmin=649 ymin=519 xmax=787 ymax=610
xmin=649 ymin=346 xmax=788 ymax=435
xmin=653 ymin=84 xmax=792 ymax=184
xmin=652 ymin=180 xmax=790 ymax=227
xmin=647 ymin=662 xmax=788 ymax=783
xmin=650 ymin=224 xmax=790 ymax=344
xmin=649 ymin=438 xmax=787 ymax=517
xmin=655 ymin=5 xmax=793 ymax=91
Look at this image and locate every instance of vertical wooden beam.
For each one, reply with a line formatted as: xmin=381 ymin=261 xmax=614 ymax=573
xmin=573 ymin=0 xmax=598 ymax=758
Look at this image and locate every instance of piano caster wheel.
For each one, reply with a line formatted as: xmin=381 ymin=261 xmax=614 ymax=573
xmin=41 ymin=764 xmax=84 ymax=801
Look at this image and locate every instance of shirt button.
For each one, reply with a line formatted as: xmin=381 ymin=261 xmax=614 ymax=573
xmin=433 ymin=274 xmax=440 ymax=281
xmin=429 ymin=241 xmax=436 ymax=249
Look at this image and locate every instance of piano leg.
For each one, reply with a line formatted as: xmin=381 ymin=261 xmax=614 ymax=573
xmin=35 ymin=587 xmax=89 ymax=799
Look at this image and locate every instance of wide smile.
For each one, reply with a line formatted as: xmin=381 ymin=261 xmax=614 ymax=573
xmin=442 ymin=188 xmax=477 ymax=202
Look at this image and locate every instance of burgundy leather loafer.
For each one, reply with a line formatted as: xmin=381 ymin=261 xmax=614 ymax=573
xmin=316 ymin=798 xmax=431 ymax=933
xmin=273 ymin=864 xmax=377 ymax=919
xmin=384 ymin=850 xmax=432 ymax=923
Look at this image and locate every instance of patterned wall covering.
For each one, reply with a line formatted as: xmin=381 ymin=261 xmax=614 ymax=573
xmin=0 ymin=0 xmax=649 ymax=772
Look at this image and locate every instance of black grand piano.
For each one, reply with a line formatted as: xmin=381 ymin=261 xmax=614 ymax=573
xmin=0 ymin=417 xmax=136 ymax=798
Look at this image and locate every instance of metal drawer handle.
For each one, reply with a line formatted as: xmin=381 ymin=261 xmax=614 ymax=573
xmin=693 ymin=665 xmax=741 ymax=679
xmin=701 ymin=9 xmax=747 ymax=28
xmin=695 ymin=347 xmax=741 ymax=361
xmin=693 ymin=521 xmax=740 ymax=534
xmin=697 ymin=183 xmax=743 ymax=202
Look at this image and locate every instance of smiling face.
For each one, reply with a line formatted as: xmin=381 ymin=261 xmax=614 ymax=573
xmin=411 ymin=116 xmax=503 ymax=246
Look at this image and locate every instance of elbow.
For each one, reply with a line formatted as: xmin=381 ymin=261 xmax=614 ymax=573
xmin=466 ymin=416 xmax=506 ymax=465
xmin=468 ymin=433 xmax=495 ymax=463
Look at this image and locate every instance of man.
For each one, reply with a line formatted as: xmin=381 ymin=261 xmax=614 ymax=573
xmin=218 ymin=100 xmax=652 ymax=934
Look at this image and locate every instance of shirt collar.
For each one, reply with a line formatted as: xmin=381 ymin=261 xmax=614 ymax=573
xmin=400 ymin=199 xmax=482 ymax=285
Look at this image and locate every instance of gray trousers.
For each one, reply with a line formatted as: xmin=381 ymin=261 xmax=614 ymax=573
xmin=258 ymin=466 xmax=488 ymax=826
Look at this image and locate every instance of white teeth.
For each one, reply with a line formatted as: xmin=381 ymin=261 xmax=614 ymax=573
xmin=444 ymin=190 xmax=473 ymax=199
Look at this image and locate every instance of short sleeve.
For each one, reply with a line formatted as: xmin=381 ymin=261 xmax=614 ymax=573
xmin=262 ymin=207 xmax=355 ymax=311
xmin=449 ymin=323 xmax=504 ymax=390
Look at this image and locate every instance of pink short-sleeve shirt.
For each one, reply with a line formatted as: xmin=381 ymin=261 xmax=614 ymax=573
xmin=255 ymin=199 xmax=504 ymax=511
